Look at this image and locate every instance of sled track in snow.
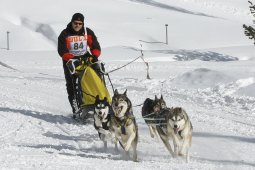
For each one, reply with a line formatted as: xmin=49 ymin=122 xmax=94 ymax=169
xmin=55 ymin=122 xmax=83 ymax=152
xmin=0 ymin=124 xmax=23 ymax=140
xmin=0 ymin=61 xmax=18 ymax=71
xmin=128 ymin=0 xmax=217 ymax=18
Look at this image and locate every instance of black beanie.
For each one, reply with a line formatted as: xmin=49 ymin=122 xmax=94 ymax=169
xmin=71 ymin=13 xmax=84 ymax=22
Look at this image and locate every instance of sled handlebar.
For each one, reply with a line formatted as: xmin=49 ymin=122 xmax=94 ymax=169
xmin=66 ymin=59 xmax=108 ymax=75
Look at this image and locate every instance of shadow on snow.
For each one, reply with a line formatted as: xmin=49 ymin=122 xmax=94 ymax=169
xmin=193 ymin=132 xmax=255 ymax=144
xmin=0 ymin=107 xmax=74 ymax=125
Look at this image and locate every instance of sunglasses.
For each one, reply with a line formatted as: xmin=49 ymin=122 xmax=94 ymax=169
xmin=73 ymin=22 xmax=83 ymax=26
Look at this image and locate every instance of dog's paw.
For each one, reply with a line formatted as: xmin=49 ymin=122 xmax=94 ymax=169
xmin=124 ymin=144 xmax=130 ymax=151
xmin=104 ymin=131 xmax=112 ymax=139
xmin=178 ymin=153 xmax=184 ymax=156
xmin=111 ymin=137 xmax=118 ymax=143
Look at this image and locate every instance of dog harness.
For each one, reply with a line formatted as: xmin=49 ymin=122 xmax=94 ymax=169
xmin=102 ymin=114 xmax=111 ymax=130
xmin=143 ymin=109 xmax=167 ymax=127
xmin=114 ymin=111 xmax=134 ymax=135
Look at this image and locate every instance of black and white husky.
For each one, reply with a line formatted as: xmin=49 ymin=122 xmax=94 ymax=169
xmin=110 ymin=89 xmax=138 ymax=162
xmin=93 ymin=95 xmax=112 ymax=150
xmin=142 ymin=95 xmax=166 ymax=138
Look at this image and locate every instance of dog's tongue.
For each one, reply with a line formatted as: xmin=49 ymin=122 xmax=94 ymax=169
xmin=116 ymin=107 xmax=122 ymax=115
xmin=174 ymin=128 xmax=179 ymax=134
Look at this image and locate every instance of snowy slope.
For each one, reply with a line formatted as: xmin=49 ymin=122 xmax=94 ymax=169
xmin=0 ymin=0 xmax=255 ymax=169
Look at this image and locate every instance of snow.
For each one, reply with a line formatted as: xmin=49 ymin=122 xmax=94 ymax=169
xmin=0 ymin=0 xmax=255 ymax=169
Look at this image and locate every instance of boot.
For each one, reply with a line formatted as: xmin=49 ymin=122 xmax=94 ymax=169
xmin=69 ymin=97 xmax=80 ymax=119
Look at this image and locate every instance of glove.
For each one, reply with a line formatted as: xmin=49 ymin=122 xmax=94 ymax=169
xmin=66 ymin=59 xmax=81 ymax=74
xmin=63 ymin=53 xmax=74 ymax=61
xmin=88 ymin=55 xmax=98 ymax=63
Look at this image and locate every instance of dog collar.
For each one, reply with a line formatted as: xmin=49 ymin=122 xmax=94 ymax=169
xmin=125 ymin=111 xmax=133 ymax=117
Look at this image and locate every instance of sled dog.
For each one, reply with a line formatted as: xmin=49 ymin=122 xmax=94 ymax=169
xmin=93 ymin=95 xmax=112 ymax=149
xmin=157 ymin=107 xmax=193 ymax=163
xmin=142 ymin=95 xmax=166 ymax=138
xmin=110 ymin=89 xmax=138 ymax=161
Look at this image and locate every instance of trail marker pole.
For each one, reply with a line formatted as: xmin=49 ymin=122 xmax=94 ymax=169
xmin=165 ymin=24 xmax=168 ymax=45
xmin=7 ymin=31 xmax=10 ymax=50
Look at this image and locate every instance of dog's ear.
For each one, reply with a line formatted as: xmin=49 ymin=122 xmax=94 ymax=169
xmin=177 ymin=107 xmax=182 ymax=113
xmin=174 ymin=107 xmax=182 ymax=113
xmin=95 ymin=95 xmax=100 ymax=102
xmin=114 ymin=89 xmax=118 ymax=95
xmin=103 ymin=97 xmax=107 ymax=101
xmin=160 ymin=94 xmax=163 ymax=100
xmin=123 ymin=89 xmax=127 ymax=96
xmin=155 ymin=95 xmax=158 ymax=100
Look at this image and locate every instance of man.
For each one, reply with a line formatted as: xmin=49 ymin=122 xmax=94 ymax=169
xmin=58 ymin=13 xmax=101 ymax=115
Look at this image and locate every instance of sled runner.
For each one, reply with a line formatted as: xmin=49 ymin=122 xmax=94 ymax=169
xmin=66 ymin=58 xmax=111 ymax=120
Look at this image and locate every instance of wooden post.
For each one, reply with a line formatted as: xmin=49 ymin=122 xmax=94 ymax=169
xmin=165 ymin=24 xmax=168 ymax=45
xmin=7 ymin=31 xmax=10 ymax=50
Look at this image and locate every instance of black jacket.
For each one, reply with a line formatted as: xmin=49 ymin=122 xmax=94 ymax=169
xmin=58 ymin=22 xmax=101 ymax=59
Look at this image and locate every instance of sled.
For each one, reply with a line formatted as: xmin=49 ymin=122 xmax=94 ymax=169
xmin=66 ymin=58 xmax=111 ymax=118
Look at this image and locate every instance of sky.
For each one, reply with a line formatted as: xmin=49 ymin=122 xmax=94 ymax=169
xmin=0 ymin=0 xmax=255 ymax=169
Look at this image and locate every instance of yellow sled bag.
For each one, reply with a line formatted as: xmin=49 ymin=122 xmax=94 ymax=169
xmin=80 ymin=65 xmax=111 ymax=106
xmin=66 ymin=58 xmax=111 ymax=106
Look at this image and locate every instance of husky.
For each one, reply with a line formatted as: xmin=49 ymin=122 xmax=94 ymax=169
xmin=141 ymin=95 xmax=166 ymax=138
xmin=93 ymin=95 xmax=112 ymax=150
xmin=110 ymin=89 xmax=138 ymax=162
xmin=157 ymin=107 xmax=193 ymax=163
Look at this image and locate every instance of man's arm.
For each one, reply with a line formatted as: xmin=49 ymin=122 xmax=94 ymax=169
xmin=58 ymin=30 xmax=69 ymax=57
xmin=87 ymin=28 xmax=101 ymax=58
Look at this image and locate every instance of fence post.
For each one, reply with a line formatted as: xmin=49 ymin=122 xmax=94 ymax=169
xmin=7 ymin=31 xmax=10 ymax=50
xmin=165 ymin=24 xmax=168 ymax=45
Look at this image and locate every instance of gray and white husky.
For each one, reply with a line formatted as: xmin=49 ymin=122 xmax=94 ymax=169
xmin=157 ymin=107 xmax=193 ymax=163
xmin=110 ymin=89 xmax=138 ymax=162
xmin=142 ymin=95 xmax=166 ymax=139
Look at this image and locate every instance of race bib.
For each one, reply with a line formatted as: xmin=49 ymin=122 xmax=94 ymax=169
xmin=66 ymin=35 xmax=88 ymax=56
